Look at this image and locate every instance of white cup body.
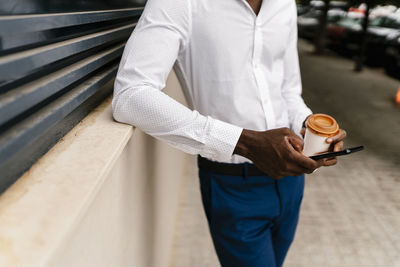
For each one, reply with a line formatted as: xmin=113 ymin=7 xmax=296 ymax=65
xmin=303 ymin=128 xmax=330 ymax=156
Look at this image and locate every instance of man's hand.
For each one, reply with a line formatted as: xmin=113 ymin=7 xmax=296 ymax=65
xmin=234 ymin=128 xmax=322 ymax=179
xmin=300 ymin=128 xmax=347 ymax=166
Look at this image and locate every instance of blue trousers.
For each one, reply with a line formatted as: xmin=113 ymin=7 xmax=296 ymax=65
xmin=198 ymin=165 xmax=304 ymax=267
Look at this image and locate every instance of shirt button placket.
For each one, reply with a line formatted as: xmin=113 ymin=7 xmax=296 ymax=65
xmin=253 ymin=20 xmax=261 ymax=68
xmin=253 ymin=18 xmax=271 ymax=128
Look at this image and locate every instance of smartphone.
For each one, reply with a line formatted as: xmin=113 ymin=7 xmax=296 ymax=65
xmin=309 ymin=146 xmax=364 ymax=160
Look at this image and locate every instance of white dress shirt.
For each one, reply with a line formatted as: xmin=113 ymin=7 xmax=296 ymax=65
xmin=112 ymin=0 xmax=312 ymax=163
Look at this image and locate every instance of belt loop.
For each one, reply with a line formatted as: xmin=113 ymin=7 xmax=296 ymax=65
xmin=243 ymin=162 xmax=249 ymax=180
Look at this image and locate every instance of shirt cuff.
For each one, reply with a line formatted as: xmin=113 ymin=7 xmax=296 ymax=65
xmin=201 ymin=118 xmax=243 ymax=162
xmin=292 ymin=110 xmax=312 ymax=138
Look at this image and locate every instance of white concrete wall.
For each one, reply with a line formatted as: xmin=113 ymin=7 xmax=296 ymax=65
xmin=0 ymin=71 xmax=189 ymax=267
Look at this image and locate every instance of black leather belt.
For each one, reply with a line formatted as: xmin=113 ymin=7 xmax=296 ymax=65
xmin=197 ymin=155 xmax=268 ymax=176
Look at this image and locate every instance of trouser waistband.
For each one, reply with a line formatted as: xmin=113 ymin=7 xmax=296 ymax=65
xmin=197 ymin=155 xmax=268 ymax=176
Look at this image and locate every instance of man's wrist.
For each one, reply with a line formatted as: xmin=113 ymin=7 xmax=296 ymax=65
xmin=233 ymin=129 xmax=255 ymax=158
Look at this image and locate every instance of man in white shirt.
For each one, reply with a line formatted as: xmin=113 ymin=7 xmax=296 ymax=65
xmin=112 ymin=0 xmax=346 ymax=266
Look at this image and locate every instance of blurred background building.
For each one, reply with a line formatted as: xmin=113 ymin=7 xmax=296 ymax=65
xmin=0 ymin=1 xmax=399 ymax=267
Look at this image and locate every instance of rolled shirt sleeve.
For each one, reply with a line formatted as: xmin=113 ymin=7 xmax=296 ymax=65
xmin=112 ymin=0 xmax=243 ymax=161
xmin=281 ymin=3 xmax=313 ymax=137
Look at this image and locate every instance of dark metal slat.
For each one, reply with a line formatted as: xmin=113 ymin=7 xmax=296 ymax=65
xmin=0 ymin=19 xmax=134 ymax=52
xmin=0 ymin=63 xmax=119 ymax=167
xmin=0 ymin=43 xmax=125 ymax=126
xmin=0 ymin=8 xmax=143 ymax=35
xmin=0 ymin=23 xmax=135 ymax=81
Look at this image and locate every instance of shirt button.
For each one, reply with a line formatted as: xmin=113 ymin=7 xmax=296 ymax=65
xmin=254 ymin=63 xmax=259 ymax=69
xmin=263 ymin=98 xmax=268 ymax=104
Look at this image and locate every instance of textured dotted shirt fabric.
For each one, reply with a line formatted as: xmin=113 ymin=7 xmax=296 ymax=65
xmin=112 ymin=0 xmax=313 ymax=163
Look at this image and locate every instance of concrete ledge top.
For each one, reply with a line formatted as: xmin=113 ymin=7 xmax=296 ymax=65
xmin=0 ymin=97 xmax=133 ymax=267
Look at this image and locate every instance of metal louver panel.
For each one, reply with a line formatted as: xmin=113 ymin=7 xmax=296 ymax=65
xmin=0 ymin=3 xmax=145 ymax=192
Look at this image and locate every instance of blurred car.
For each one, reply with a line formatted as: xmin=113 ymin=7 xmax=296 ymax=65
xmin=309 ymin=0 xmax=349 ymax=11
xmin=298 ymin=8 xmax=347 ymax=39
xmin=297 ymin=4 xmax=310 ymax=16
xmin=384 ymin=32 xmax=400 ymax=77
xmin=297 ymin=0 xmax=349 ymax=40
xmin=327 ymin=5 xmax=399 ymax=58
xmin=369 ymin=5 xmax=398 ymax=19
xmin=365 ymin=14 xmax=400 ymax=66
xmin=298 ymin=8 xmax=322 ymax=39
xmin=327 ymin=12 xmax=364 ymax=52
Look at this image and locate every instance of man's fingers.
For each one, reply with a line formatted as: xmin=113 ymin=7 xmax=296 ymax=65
xmin=282 ymin=138 xmax=317 ymax=174
xmin=334 ymin=141 xmax=344 ymax=152
xmin=315 ymin=158 xmax=326 ymax=168
xmin=287 ymin=162 xmax=310 ymax=175
xmin=326 ymin=129 xmax=347 ymax=144
xmin=288 ymin=135 xmax=303 ymax=152
xmin=293 ymin=153 xmax=317 ymax=171
xmin=321 ymin=141 xmax=343 ymax=167
xmin=286 ymin=140 xmax=318 ymax=172
xmin=280 ymin=167 xmax=306 ymax=177
xmin=287 ymin=130 xmax=304 ymax=151
xmin=323 ymin=157 xmax=338 ymax=166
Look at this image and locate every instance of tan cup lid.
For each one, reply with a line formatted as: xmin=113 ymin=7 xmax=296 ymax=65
xmin=307 ymin=114 xmax=339 ymax=137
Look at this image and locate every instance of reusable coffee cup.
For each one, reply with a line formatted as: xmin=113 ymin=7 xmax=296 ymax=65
xmin=303 ymin=114 xmax=339 ymax=157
